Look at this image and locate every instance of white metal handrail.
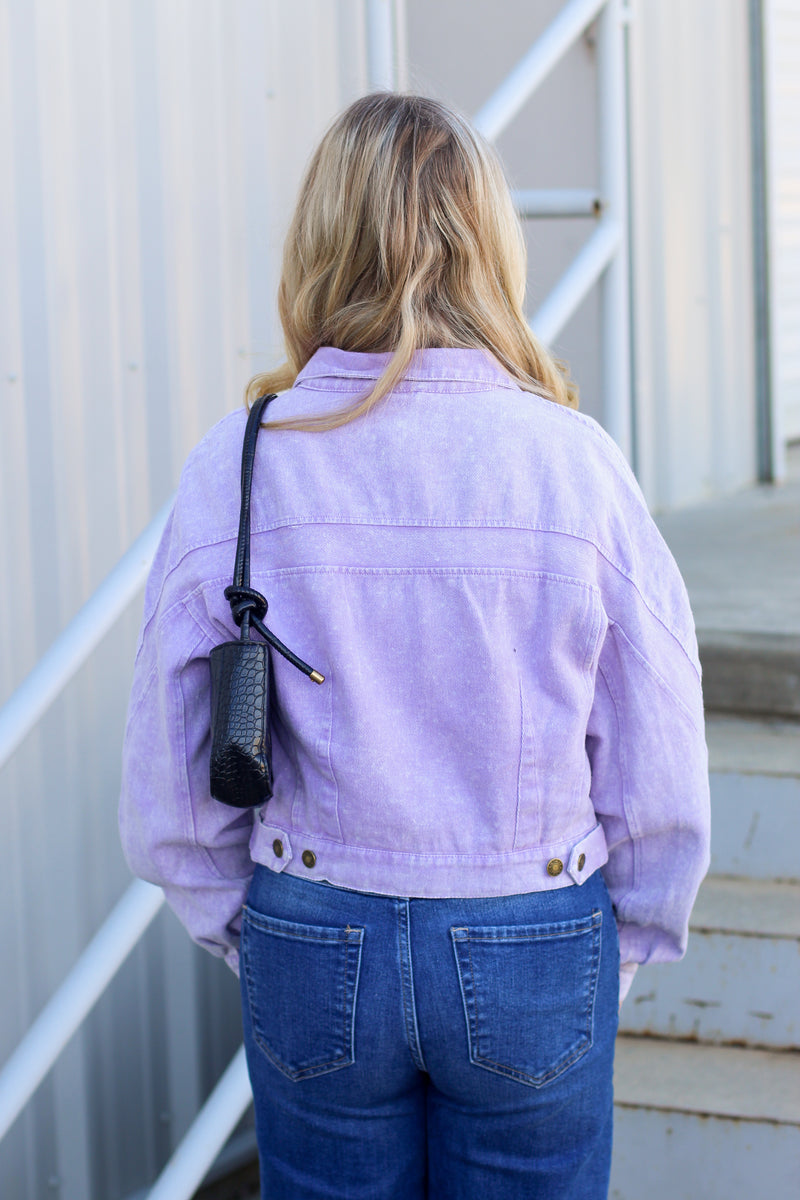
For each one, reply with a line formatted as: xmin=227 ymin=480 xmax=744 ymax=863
xmin=531 ymin=214 xmax=621 ymax=345
xmin=476 ymin=0 xmax=631 ymax=457
xmin=0 ymin=3 xmax=630 ymax=1197
xmin=513 ymin=187 xmax=602 ymax=218
xmin=0 ymin=485 xmax=254 ymax=1200
xmin=0 ymin=498 xmax=175 ymax=1144
xmin=0 ymin=880 xmax=164 ymax=1141
xmin=145 ymin=1048 xmax=252 ymax=1200
xmin=0 ymin=497 xmax=173 ymax=772
xmin=473 ymin=0 xmax=607 ymax=140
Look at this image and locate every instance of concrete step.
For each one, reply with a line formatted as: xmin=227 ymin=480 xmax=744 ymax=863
xmin=657 ymin=462 xmax=800 ymax=720
xmin=706 ymin=713 xmax=800 ymax=881
xmin=699 ymin=630 xmax=800 ymax=718
xmin=620 ymin=876 xmax=800 ymax=1048
xmin=611 ymin=1036 xmax=800 ymax=1198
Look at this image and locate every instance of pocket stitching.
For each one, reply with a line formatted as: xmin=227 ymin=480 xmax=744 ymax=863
xmin=243 ymin=905 xmax=359 ymax=943
xmin=451 ymin=910 xmax=602 ymax=1089
xmin=242 ymin=910 xmax=364 ymax=1081
xmin=451 ymin=911 xmax=602 ymax=943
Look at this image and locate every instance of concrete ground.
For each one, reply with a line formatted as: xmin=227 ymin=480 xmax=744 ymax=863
xmin=656 ymin=446 xmax=800 ymax=637
xmin=656 ymin=446 xmax=800 ymax=716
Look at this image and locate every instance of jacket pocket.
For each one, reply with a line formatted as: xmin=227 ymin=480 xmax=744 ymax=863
xmin=450 ymin=910 xmax=602 ymax=1088
xmin=241 ymin=906 xmax=364 ymax=1081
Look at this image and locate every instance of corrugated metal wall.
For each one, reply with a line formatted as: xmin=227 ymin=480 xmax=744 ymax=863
xmin=765 ymin=0 xmax=800 ymax=444
xmin=0 ymin=2 xmax=368 ymax=1197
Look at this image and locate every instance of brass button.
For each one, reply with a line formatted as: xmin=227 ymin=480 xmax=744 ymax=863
xmin=577 ymin=853 xmax=586 ymax=871
xmin=547 ymin=858 xmax=563 ymax=877
xmin=301 ymin=849 xmax=316 ymax=869
xmin=272 ymin=839 xmax=283 ymax=858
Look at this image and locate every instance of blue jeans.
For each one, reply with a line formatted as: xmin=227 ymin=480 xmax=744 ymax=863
xmin=240 ymin=865 xmax=619 ymax=1199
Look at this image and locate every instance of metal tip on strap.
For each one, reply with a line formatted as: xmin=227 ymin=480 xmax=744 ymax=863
xmin=309 ymin=670 xmax=325 ymax=685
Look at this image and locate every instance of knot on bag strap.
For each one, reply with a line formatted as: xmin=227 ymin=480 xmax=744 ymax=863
xmin=224 ymin=585 xmax=268 ymax=626
xmin=223 ymin=392 xmax=325 ymax=685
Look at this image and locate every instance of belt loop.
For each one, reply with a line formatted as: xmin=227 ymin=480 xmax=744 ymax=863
xmin=566 ymin=830 xmax=594 ymax=884
xmin=259 ymin=821 xmax=293 ymax=872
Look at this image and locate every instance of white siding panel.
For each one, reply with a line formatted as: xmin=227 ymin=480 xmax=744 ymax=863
xmin=0 ymin=2 xmax=367 ymax=1196
xmin=766 ymin=0 xmax=800 ymax=442
xmin=628 ymin=0 xmax=757 ymax=508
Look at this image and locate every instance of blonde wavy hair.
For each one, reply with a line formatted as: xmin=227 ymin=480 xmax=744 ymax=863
xmin=247 ymin=92 xmax=578 ymax=429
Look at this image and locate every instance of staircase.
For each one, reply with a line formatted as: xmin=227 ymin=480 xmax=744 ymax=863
xmin=610 ymin=467 xmax=800 ymax=1198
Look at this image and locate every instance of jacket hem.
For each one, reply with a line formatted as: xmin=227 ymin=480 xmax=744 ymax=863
xmin=249 ymin=819 xmax=608 ymax=899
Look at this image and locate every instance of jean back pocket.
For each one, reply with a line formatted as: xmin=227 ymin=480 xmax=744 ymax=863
xmin=450 ymin=909 xmax=602 ymax=1088
xmin=241 ymin=906 xmax=364 ymax=1081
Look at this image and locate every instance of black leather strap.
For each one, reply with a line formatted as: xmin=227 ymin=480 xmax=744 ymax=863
xmin=224 ymin=395 xmax=324 ymax=684
xmin=234 ymin=394 xmax=274 ymax=593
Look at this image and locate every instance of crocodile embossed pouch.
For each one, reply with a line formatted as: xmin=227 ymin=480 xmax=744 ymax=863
xmin=209 ymin=394 xmax=324 ymax=809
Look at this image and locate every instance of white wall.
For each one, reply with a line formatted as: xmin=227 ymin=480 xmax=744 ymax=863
xmin=0 ymin=2 xmax=368 ymax=1197
xmin=628 ymin=0 xmax=757 ymax=508
xmin=765 ymin=0 xmax=800 ymax=449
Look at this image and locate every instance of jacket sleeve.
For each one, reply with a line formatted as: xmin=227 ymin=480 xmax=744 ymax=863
xmin=118 ymin=507 xmax=255 ymax=976
xmin=587 ymin=552 xmax=711 ymax=968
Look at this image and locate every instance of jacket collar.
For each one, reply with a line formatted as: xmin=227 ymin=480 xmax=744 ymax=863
xmin=294 ymin=346 xmax=521 ymax=391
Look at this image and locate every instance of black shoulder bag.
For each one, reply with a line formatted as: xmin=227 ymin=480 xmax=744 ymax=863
xmin=209 ymin=394 xmax=324 ymax=809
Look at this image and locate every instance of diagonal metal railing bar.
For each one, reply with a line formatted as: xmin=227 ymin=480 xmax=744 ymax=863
xmin=473 ymin=0 xmax=607 ymax=142
xmin=0 ymin=878 xmax=164 ymax=1141
xmin=0 ymin=497 xmax=173 ymax=773
xmin=145 ymin=1047 xmax=252 ymax=1200
xmin=0 ymin=499 xmax=172 ymax=1142
xmin=530 ymin=214 xmax=621 ymax=346
xmin=475 ymin=0 xmax=631 ymax=453
xmin=513 ymin=187 xmax=602 ymax=218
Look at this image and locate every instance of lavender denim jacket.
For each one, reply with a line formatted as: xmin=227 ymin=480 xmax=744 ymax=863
xmin=119 ymin=347 xmax=710 ymax=977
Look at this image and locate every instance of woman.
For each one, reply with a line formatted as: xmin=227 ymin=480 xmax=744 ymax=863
xmin=120 ymin=93 xmax=710 ymax=1199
